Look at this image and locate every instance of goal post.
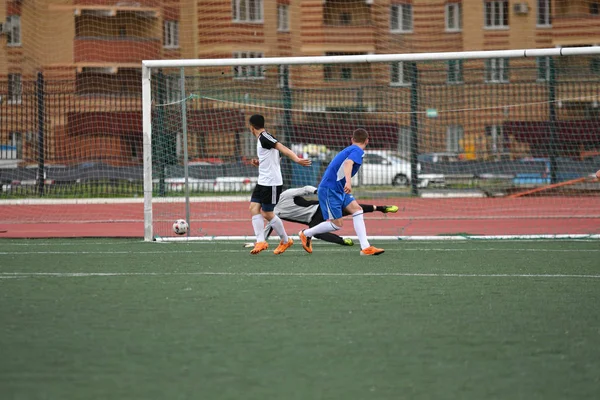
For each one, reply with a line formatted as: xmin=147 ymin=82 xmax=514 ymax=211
xmin=142 ymin=47 xmax=600 ymax=242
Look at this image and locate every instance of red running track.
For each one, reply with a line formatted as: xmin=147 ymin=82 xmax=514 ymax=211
xmin=1 ymin=197 xmax=599 ymax=238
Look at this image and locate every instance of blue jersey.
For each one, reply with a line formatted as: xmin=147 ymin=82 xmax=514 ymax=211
xmin=319 ymin=144 xmax=364 ymax=193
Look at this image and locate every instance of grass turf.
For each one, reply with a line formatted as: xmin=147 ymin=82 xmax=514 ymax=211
xmin=0 ymin=239 xmax=599 ymax=400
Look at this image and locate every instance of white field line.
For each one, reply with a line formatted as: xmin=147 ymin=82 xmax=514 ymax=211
xmin=1 ymin=272 xmax=599 ymax=279
xmin=1 ymin=238 xmax=599 ymax=247
xmin=1 ymin=248 xmax=600 ymax=256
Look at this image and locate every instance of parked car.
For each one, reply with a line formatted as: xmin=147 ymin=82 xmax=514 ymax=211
xmin=162 ymin=177 xmax=215 ymax=192
xmin=159 ymin=176 xmax=258 ymax=192
xmin=352 ymin=150 xmax=444 ymax=187
xmin=417 ymin=152 xmax=461 ymax=163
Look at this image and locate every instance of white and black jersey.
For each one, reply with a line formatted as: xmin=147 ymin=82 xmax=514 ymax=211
xmin=256 ymin=131 xmax=282 ymax=186
xmin=274 ymin=186 xmax=319 ymax=224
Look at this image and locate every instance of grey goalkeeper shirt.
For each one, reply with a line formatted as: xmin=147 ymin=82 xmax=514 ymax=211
xmin=274 ymin=186 xmax=319 ymax=224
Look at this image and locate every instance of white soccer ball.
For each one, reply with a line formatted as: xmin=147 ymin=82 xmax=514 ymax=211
xmin=173 ymin=219 xmax=189 ymax=235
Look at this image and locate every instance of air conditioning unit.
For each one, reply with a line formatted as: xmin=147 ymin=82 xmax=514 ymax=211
xmin=513 ymin=3 xmax=529 ymax=15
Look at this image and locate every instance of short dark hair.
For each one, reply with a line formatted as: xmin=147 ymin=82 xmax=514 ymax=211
xmin=352 ymin=128 xmax=369 ymax=143
xmin=249 ymin=114 xmax=265 ymax=129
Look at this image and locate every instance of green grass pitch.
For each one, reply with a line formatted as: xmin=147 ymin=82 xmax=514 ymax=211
xmin=1 ymin=239 xmax=599 ymax=400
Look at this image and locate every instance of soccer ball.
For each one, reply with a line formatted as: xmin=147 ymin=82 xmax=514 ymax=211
xmin=173 ymin=219 xmax=189 ymax=235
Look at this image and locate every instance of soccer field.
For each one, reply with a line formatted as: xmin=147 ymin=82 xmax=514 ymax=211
xmin=1 ymin=239 xmax=599 ymax=400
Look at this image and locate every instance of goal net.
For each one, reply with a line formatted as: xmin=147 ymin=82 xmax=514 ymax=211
xmin=1 ymin=0 xmax=600 ymax=240
xmin=142 ymin=48 xmax=600 ymax=241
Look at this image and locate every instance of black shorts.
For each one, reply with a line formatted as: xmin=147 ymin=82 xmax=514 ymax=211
xmin=251 ymin=184 xmax=283 ymax=211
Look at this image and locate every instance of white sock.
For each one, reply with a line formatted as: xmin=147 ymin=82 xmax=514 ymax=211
xmin=269 ymin=216 xmax=289 ymax=243
xmin=352 ymin=211 xmax=370 ymax=249
xmin=304 ymin=221 xmax=340 ymax=237
xmin=252 ymin=214 xmax=265 ymax=242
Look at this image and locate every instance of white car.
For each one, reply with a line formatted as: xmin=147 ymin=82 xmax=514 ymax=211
xmin=352 ymin=150 xmax=444 ymax=188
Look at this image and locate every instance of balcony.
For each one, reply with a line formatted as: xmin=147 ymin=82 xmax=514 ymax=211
xmin=74 ymin=0 xmax=161 ymax=9
xmin=74 ymin=37 xmax=161 ymax=64
xmin=322 ymin=25 xmax=375 ymax=50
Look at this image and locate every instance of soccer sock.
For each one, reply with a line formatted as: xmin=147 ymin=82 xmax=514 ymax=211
xmin=252 ymin=214 xmax=265 ymax=242
xmin=304 ymin=221 xmax=340 ymax=237
xmin=269 ymin=216 xmax=289 ymax=243
xmin=352 ymin=211 xmax=370 ymax=249
xmin=361 ymin=205 xmax=375 ymax=213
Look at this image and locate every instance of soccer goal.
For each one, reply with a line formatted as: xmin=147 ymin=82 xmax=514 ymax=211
xmin=142 ymin=47 xmax=600 ymax=242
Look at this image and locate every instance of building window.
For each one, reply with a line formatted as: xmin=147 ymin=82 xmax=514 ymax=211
xmin=484 ymin=1 xmax=509 ymax=28
xmin=277 ymin=4 xmax=289 ymax=31
xmin=485 ymin=125 xmax=507 ymax=159
xmin=390 ymin=4 xmax=413 ymax=33
xmin=6 ymin=15 xmax=21 ymax=46
xmin=446 ymin=125 xmax=464 ymax=153
xmin=390 ymin=62 xmax=412 ymax=86
xmin=536 ymin=57 xmax=551 ymax=81
xmin=165 ymin=76 xmax=182 ymax=103
xmin=278 ymin=65 xmax=290 ymax=88
xmin=5 ymin=132 xmax=22 ymax=159
xmin=447 ymin=60 xmax=464 ymax=84
xmin=485 ymin=58 xmax=509 ymax=83
xmin=323 ymin=52 xmax=370 ymax=81
xmin=591 ymin=2 xmax=600 ymax=15
xmin=8 ymin=74 xmax=22 ymax=104
xmin=397 ymin=126 xmax=411 ymax=155
xmin=233 ymin=0 xmax=263 ymax=23
xmin=164 ymin=21 xmax=179 ymax=49
xmin=233 ymin=52 xmax=265 ymax=79
xmin=340 ymin=13 xmax=352 ymax=25
xmin=445 ymin=3 xmax=462 ymax=31
xmin=324 ymin=65 xmax=354 ymax=81
xmin=590 ymin=57 xmax=600 ymax=75
xmin=537 ymin=0 xmax=551 ymax=26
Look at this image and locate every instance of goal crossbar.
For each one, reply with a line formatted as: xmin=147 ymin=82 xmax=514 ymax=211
xmin=142 ymin=47 xmax=600 ymax=69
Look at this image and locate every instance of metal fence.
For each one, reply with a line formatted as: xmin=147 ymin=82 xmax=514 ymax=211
xmin=1 ymin=64 xmax=600 ymax=198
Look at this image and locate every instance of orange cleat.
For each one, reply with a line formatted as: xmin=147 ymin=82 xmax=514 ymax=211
xmin=360 ymin=246 xmax=385 ymax=256
xmin=274 ymin=238 xmax=294 ymax=255
xmin=299 ymin=230 xmax=312 ymax=254
xmin=250 ymin=241 xmax=269 ymax=254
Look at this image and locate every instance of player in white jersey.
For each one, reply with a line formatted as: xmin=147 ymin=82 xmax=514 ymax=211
xmin=248 ymin=185 xmax=398 ymax=247
xmin=248 ymin=114 xmax=312 ymax=255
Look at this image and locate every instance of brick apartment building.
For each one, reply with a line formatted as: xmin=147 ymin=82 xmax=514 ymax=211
xmin=1 ymin=0 xmax=599 ymax=165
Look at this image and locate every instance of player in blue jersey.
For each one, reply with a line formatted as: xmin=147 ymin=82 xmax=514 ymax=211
xmin=299 ymin=128 xmax=385 ymax=256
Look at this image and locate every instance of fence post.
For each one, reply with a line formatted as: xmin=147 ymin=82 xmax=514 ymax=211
xmin=548 ymin=57 xmax=557 ymax=184
xmin=37 ymin=72 xmax=45 ymax=196
xmin=281 ymin=66 xmax=293 ymax=189
xmin=410 ymin=62 xmax=420 ymax=196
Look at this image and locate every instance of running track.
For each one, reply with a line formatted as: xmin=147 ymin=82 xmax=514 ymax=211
xmin=1 ymin=197 xmax=599 ymax=238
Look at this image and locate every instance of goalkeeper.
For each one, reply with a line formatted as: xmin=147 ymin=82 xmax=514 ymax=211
xmin=255 ymin=185 xmax=398 ymax=246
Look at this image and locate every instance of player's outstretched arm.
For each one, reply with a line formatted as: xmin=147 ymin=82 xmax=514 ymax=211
xmin=294 ymin=196 xmax=319 ymax=208
xmin=275 ymin=142 xmax=312 ymax=166
xmin=343 ymin=159 xmax=354 ymax=193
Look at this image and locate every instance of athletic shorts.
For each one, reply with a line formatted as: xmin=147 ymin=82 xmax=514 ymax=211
xmin=251 ymin=184 xmax=283 ymax=212
xmin=318 ymin=187 xmax=355 ymax=220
